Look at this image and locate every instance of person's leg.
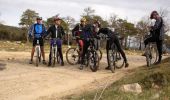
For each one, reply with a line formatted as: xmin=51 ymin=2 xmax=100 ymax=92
xmin=30 ymin=38 xmax=36 ymax=64
xmin=40 ymin=38 xmax=46 ymax=64
xmin=155 ymin=40 xmax=163 ymax=64
xmin=57 ymin=39 xmax=64 ymax=66
xmin=105 ymin=40 xmax=111 ymax=69
xmin=80 ymin=40 xmax=89 ymax=69
xmin=30 ymin=47 xmax=35 ymax=64
xmin=48 ymin=45 xmax=52 ymax=66
xmin=114 ymin=36 xmax=129 ymax=68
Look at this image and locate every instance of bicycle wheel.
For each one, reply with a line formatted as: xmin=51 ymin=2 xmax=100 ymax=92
xmin=35 ymin=47 xmax=39 ymax=67
xmin=97 ymin=49 xmax=103 ymax=60
xmin=89 ymin=51 xmax=99 ymax=72
xmin=150 ymin=46 xmax=158 ymax=64
xmin=108 ymin=50 xmax=115 ymax=73
xmin=66 ymin=48 xmax=79 ymax=65
xmin=115 ymin=52 xmax=125 ymax=69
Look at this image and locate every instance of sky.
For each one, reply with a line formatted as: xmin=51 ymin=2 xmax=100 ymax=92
xmin=0 ymin=0 xmax=170 ymax=27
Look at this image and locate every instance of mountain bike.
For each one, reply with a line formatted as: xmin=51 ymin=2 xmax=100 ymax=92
xmin=66 ymin=38 xmax=102 ymax=65
xmin=105 ymin=36 xmax=125 ymax=73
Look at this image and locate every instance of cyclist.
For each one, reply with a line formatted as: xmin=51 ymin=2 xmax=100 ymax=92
xmin=79 ymin=20 xmax=95 ymax=70
xmin=144 ymin=11 xmax=164 ymax=65
xmin=72 ymin=18 xmax=87 ymax=59
xmin=28 ymin=17 xmax=47 ymax=64
xmin=95 ymin=24 xmax=129 ymax=69
xmin=46 ymin=16 xmax=65 ymax=66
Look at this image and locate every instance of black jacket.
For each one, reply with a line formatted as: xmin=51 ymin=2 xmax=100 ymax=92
xmin=46 ymin=25 xmax=65 ymax=39
xmin=152 ymin=17 xmax=164 ymax=40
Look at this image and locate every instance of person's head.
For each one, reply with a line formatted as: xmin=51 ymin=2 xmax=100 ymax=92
xmin=54 ymin=17 xmax=62 ymax=25
xmin=80 ymin=18 xmax=86 ymax=26
xmin=36 ymin=17 xmax=42 ymax=24
xmin=150 ymin=11 xmax=160 ymax=19
xmin=93 ymin=20 xmax=101 ymax=33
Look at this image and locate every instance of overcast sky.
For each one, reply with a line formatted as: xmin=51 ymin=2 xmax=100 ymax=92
xmin=0 ymin=0 xmax=170 ymax=27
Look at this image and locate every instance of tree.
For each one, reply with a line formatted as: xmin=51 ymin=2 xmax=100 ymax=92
xmin=158 ymin=8 xmax=170 ymax=33
xmin=82 ymin=7 xmax=95 ymax=23
xmin=19 ymin=9 xmax=39 ymax=43
xmin=109 ymin=13 xmax=118 ymax=28
xmin=19 ymin=9 xmax=39 ymax=27
xmin=93 ymin=15 xmax=109 ymax=27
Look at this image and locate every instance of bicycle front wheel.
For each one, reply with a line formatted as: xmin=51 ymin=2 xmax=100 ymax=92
xmin=89 ymin=51 xmax=99 ymax=72
xmin=66 ymin=48 xmax=79 ymax=65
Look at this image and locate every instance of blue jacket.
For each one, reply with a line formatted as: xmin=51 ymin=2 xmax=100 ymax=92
xmin=28 ymin=23 xmax=46 ymax=38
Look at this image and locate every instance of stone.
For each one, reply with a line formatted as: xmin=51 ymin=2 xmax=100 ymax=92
xmin=120 ymin=83 xmax=142 ymax=94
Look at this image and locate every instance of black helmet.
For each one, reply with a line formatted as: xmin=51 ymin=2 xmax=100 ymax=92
xmin=36 ymin=17 xmax=42 ymax=20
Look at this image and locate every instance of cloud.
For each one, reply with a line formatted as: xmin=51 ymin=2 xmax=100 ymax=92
xmin=0 ymin=0 xmax=169 ymax=26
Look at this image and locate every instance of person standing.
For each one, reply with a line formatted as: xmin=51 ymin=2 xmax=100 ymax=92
xmin=28 ymin=17 xmax=47 ymax=64
xmin=46 ymin=16 xmax=65 ymax=66
xmin=144 ymin=11 xmax=165 ymax=64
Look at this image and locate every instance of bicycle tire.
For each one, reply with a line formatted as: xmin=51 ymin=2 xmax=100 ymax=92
xmin=89 ymin=51 xmax=99 ymax=72
xmin=108 ymin=50 xmax=115 ymax=73
xmin=66 ymin=48 xmax=79 ymax=65
xmin=115 ymin=52 xmax=125 ymax=69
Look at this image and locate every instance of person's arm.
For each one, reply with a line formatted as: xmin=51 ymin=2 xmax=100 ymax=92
xmin=42 ymin=24 xmax=47 ymax=37
xmin=45 ymin=26 xmax=52 ymax=38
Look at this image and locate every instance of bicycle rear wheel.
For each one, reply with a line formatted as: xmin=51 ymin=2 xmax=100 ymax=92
xmin=89 ymin=51 xmax=99 ymax=72
xmin=66 ymin=48 xmax=79 ymax=65
xmin=115 ymin=52 xmax=124 ymax=69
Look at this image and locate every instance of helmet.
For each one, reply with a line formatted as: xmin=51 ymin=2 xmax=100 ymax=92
xmin=36 ymin=17 xmax=42 ymax=20
xmin=94 ymin=19 xmax=101 ymax=28
xmin=80 ymin=17 xmax=86 ymax=22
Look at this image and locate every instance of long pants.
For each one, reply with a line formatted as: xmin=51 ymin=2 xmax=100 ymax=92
xmin=81 ymin=40 xmax=91 ymax=64
xmin=49 ymin=39 xmax=64 ymax=64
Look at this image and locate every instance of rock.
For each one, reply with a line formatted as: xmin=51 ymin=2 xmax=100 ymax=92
xmin=16 ymin=41 xmax=22 ymax=44
xmin=120 ymin=83 xmax=142 ymax=94
xmin=10 ymin=48 xmax=15 ymax=50
xmin=151 ymin=93 xmax=160 ymax=99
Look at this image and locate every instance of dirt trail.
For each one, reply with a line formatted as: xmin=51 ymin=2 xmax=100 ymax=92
xmin=0 ymin=51 xmax=146 ymax=100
